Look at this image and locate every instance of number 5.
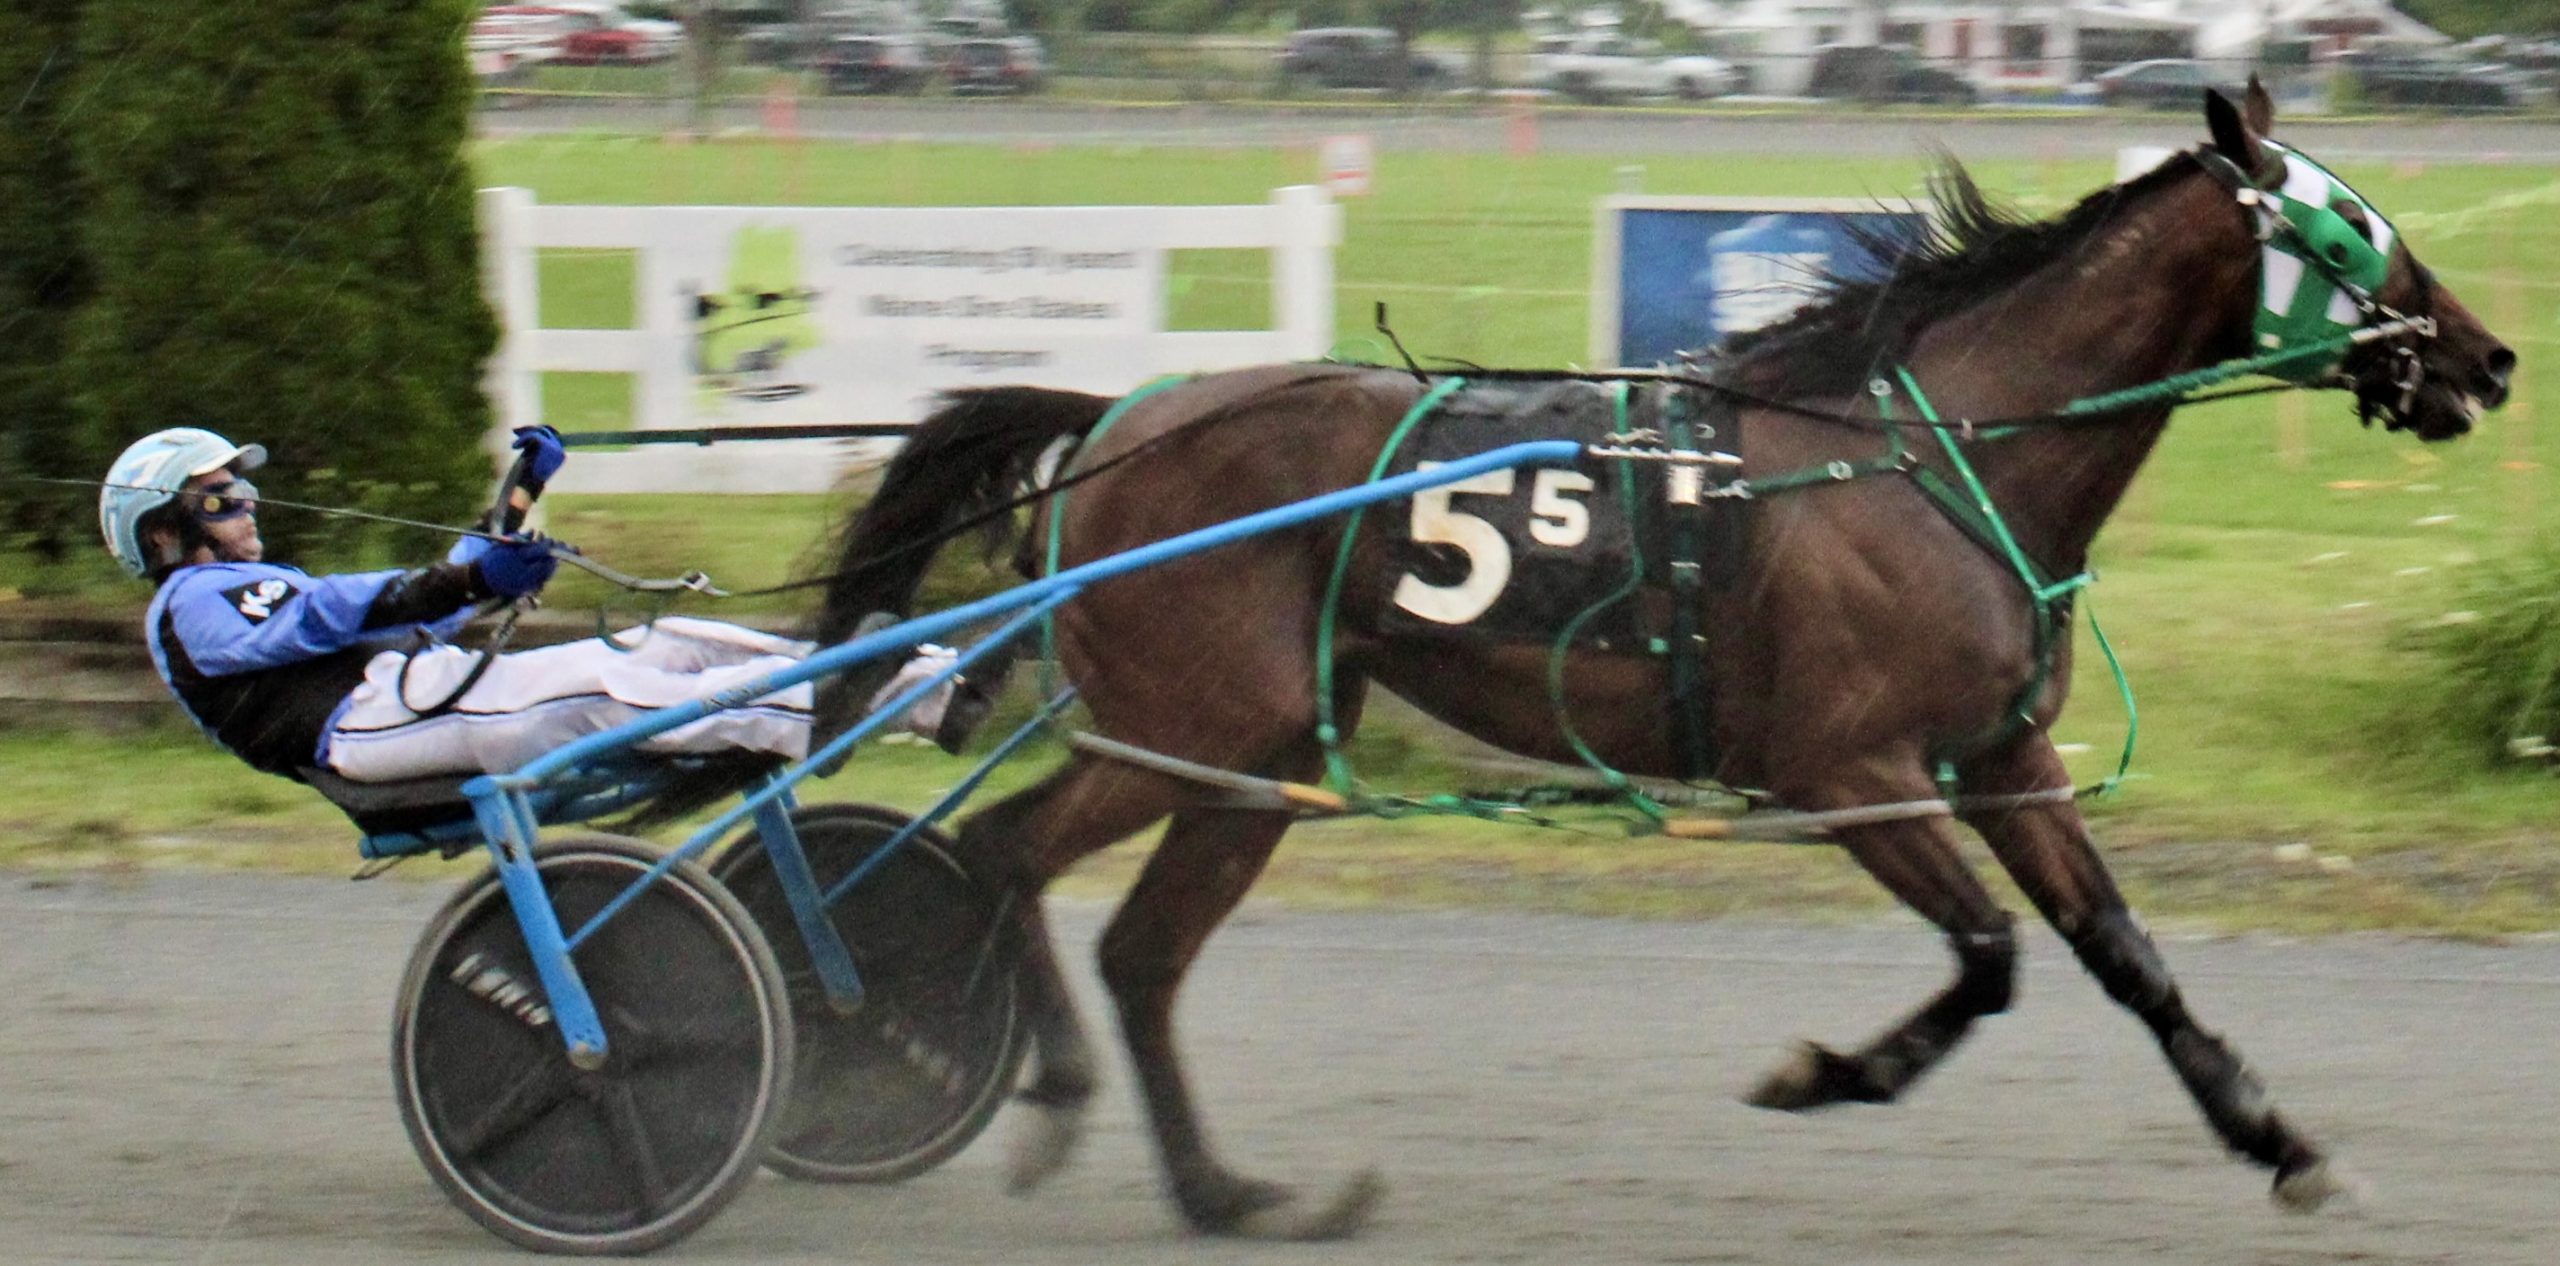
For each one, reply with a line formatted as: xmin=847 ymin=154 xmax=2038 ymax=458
xmin=1393 ymin=465 xmax=1514 ymax=625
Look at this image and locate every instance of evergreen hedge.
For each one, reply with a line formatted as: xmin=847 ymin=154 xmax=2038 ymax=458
xmin=0 ymin=0 xmax=94 ymax=565
xmin=64 ymin=0 xmax=495 ymax=567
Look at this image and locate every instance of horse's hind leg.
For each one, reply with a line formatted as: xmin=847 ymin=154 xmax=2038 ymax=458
xmin=1960 ymin=737 xmax=2345 ymax=1210
xmin=950 ymin=754 xmax=1195 ymax=1195
xmin=1101 ymin=799 xmax=1382 ymax=1240
xmin=1747 ymin=774 xmax=2019 ymax=1111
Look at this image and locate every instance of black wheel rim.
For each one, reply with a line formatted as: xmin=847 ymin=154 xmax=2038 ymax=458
xmin=404 ymin=852 xmax=776 ymax=1240
xmin=718 ymin=808 xmax=1021 ymax=1175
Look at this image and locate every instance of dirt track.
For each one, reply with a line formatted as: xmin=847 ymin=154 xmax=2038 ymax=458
xmin=4 ymin=870 xmax=2556 ymax=1265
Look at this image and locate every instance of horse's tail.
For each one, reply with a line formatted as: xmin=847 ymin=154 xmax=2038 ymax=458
xmin=801 ymin=385 xmax=1117 ymax=756
xmin=807 ymin=385 xmax=1117 ymax=645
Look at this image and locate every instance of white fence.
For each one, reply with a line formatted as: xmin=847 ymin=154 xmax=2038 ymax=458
xmin=477 ymin=185 xmax=1340 ymax=493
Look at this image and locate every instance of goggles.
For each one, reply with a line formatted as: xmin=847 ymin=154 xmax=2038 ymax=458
xmin=187 ymin=477 xmax=260 ymax=522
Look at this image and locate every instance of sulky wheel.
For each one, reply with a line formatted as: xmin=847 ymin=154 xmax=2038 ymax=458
xmin=712 ymin=803 xmax=1026 ymax=1183
xmin=392 ymin=836 xmax=793 ymax=1256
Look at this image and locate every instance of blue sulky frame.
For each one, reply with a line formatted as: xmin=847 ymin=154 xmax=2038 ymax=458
xmin=364 ymin=439 xmax=1584 ymax=1069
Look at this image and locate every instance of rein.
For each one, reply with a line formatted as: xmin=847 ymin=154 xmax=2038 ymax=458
xmin=23 ymin=475 xmax=723 ymax=601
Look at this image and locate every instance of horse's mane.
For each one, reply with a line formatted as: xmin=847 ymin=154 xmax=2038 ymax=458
xmin=1715 ymin=150 xmax=2205 ymax=399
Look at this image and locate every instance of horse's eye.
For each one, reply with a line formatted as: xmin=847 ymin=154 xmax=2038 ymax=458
xmin=2331 ymin=197 xmax=2377 ymax=246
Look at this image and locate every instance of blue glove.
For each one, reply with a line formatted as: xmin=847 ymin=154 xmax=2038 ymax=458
xmin=510 ymin=425 xmax=567 ymax=489
xmin=475 ymin=535 xmax=557 ymax=599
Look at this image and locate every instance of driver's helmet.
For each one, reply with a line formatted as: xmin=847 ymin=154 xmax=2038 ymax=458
xmin=99 ymin=428 xmax=267 ymax=578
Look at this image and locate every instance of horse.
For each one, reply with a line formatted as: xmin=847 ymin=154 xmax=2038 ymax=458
xmin=805 ymin=84 xmax=2515 ymax=1238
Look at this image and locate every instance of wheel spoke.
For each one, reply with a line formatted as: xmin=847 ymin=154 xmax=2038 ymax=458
xmin=720 ymin=812 xmax=1024 ymax=1183
xmin=586 ymin=1079 xmax=674 ymax=1216
xmin=446 ymin=1062 xmax=576 ymax=1160
xmin=607 ymin=1003 xmax=762 ymax=1069
xmin=957 ymin=926 xmax=1008 ymax=1001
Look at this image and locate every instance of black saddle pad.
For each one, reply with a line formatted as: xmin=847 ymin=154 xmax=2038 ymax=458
xmin=1376 ymin=376 xmax=1738 ymax=649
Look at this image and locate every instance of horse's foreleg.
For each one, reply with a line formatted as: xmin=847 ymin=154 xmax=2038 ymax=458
xmin=1101 ymin=802 xmax=1383 ymax=1240
xmin=1960 ymin=739 xmax=2348 ymax=1210
xmin=1747 ymin=795 xmax=2019 ymax=1112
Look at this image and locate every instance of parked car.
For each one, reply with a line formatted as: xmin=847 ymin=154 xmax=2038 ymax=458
xmin=2338 ymin=52 xmax=2538 ymax=111
xmin=467 ymin=9 xmax=568 ymax=87
xmin=1532 ymin=32 xmax=1738 ymax=101
xmin=481 ymin=3 xmax=682 ymax=66
xmin=818 ymin=33 xmax=935 ymax=94
xmin=926 ymin=12 xmax=1009 ymax=46
xmin=737 ymin=6 xmax=870 ymax=67
xmin=1806 ymin=43 xmax=1975 ymax=106
xmin=2092 ymin=58 xmax=2246 ymax=109
xmin=945 ymin=37 xmax=1045 ymax=95
xmin=1276 ymin=27 xmax=1454 ymax=91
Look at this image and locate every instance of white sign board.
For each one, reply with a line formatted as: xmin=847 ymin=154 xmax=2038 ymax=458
xmin=480 ymin=186 xmax=1341 ymax=493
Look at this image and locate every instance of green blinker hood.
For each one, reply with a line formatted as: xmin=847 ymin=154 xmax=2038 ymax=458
xmin=2250 ymin=141 xmax=2397 ymax=381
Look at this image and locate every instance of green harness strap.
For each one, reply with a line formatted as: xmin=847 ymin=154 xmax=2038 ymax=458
xmin=1311 ymin=378 xmax=1669 ymax=828
xmin=1313 ymin=377 xmax=1468 ymax=794
xmin=2059 ymin=334 xmax=2381 ymax=418
xmin=1538 ymin=383 xmax=1664 ymax=822
xmin=1037 ymin=375 xmax=1188 ymax=700
xmin=1885 ymin=368 xmax=2134 ymax=795
xmin=1048 ymin=332 xmax=2358 ymax=824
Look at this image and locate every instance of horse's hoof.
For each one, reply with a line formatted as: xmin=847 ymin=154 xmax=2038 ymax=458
xmin=1230 ymin=1169 xmax=1386 ymax=1242
xmin=1744 ymin=1041 xmax=1871 ymax=1112
xmin=2273 ymin=1158 xmax=2365 ymax=1213
xmin=1005 ymin=1101 xmax=1085 ymax=1196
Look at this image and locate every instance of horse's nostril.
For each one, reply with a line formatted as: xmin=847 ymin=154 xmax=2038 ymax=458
xmin=2477 ymin=346 xmax=2517 ymax=407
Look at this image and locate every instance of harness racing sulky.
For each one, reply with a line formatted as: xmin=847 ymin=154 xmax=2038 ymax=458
xmin=179 ymin=84 xmax=2509 ymax=1254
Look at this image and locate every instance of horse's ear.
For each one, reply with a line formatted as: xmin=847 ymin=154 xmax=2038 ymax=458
xmin=2204 ymin=87 xmax=2265 ymax=179
xmin=2243 ymin=73 xmax=2276 ymax=135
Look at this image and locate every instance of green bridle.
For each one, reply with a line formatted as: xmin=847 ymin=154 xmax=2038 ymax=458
xmin=2207 ymin=141 xmax=2410 ymax=383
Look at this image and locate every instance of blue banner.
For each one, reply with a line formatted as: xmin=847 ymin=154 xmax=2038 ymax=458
xmin=1609 ymin=204 xmax=1928 ymax=368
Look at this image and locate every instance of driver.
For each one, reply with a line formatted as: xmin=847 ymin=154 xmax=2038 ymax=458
xmin=103 ymin=426 xmax=962 ymax=785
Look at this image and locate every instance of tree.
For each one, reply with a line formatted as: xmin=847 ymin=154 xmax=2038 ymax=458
xmin=1438 ymin=0 xmax=1525 ymax=91
xmin=65 ymin=0 xmax=498 ymax=565
xmin=0 ymin=0 xmax=93 ymax=566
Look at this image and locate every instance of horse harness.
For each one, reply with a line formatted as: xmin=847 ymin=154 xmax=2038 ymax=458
xmin=1037 ymin=144 xmax=2441 ymax=836
xmin=1313 ymin=370 xmax=2119 ymax=819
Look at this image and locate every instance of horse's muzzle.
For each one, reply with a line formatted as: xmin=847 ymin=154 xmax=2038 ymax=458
xmin=2472 ymin=346 xmax=2517 ymax=410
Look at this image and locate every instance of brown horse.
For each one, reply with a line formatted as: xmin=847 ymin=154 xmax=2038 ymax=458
xmin=809 ymin=86 xmax=2513 ymax=1238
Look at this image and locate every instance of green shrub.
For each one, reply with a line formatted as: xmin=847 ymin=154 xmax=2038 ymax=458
xmin=0 ymin=0 xmax=96 ymax=570
xmin=63 ymin=0 xmax=496 ymax=567
xmin=2401 ymin=538 xmax=2560 ymax=764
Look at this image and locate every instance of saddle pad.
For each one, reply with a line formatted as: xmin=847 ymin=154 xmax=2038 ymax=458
xmin=1376 ymin=376 xmax=1736 ymax=650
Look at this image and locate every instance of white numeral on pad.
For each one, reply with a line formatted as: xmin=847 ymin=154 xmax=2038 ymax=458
xmin=1529 ymin=469 xmax=1595 ymax=547
xmin=1393 ymin=465 xmax=1514 ymax=625
xmin=1392 ymin=465 xmax=1595 ymax=626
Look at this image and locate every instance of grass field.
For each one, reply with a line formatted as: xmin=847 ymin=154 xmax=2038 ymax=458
xmin=8 ymin=129 xmax=2557 ymax=932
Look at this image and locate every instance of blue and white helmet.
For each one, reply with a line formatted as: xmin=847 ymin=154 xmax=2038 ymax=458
xmin=99 ymin=428 xmax=267 ymax=577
